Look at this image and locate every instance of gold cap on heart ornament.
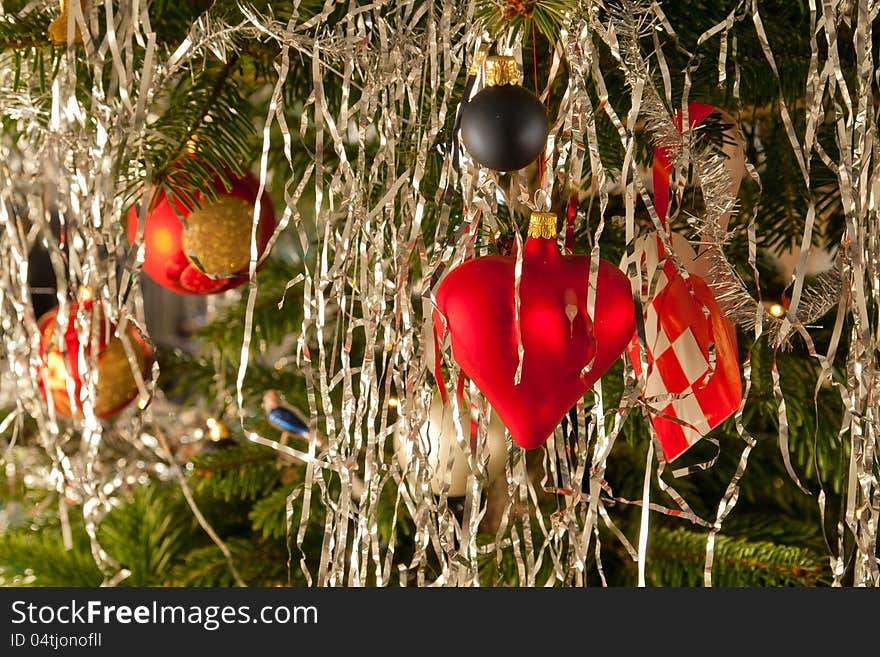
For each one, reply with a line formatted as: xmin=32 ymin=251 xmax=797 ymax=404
xmin=528 ymin=211 xmax=558 ymax=239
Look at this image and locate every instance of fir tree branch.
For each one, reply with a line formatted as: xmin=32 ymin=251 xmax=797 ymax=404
xmin=476 ymin=0 xmax=576 ymax=41
xmin=0 ymin=8 xmax=53 ymax=52
xmin=174 ymin=52 xmax=241 ymax=172
xmin=97 ymin=486 xmax=200 ymax=586
xmin=171 ymin=536 xmax=290 ymax=586
xmin=0 ymin=523 xmax=103 ymax=587
xmin=190 ymin=443 xmax=280 ymax=502
xmin=649 ymin=527 xmax=828 ymax=587
xmin=125 ymin=55 xmax=256 ymax=213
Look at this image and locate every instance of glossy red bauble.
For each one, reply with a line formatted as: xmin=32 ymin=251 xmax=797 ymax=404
xmin=435 ymin=223 xmax=635 ymax=450
xmin=37 ymin=303 xmax=152 ymax=419
xmin=127 ymin=171 xmax=275 ymax=295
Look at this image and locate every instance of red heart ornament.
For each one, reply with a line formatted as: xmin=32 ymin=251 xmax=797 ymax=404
xmin=434 ymin=214 xmax=635 ymax=450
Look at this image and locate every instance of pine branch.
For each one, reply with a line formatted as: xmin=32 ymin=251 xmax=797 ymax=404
xmin=179 ymin=52 xmax=242 ymax=169
xmin=0 ymin=523 xmax=103 ymax=587
xmin=248 ymin=484 xmax=298 ymax=540
xmin=721 ymin=512 xmax=828 ymax=552
xmin=171 ymin=536 xmax=289 ymax=586
xmin=649 ymin=527 xmax=828 ymax=587
xmin=193 ymin=258 xmax=307 ymax=350
xmin=126 ymin=59 xmax=256 ymax=213
xmin=0 ymin=7 xmax=53 ymax=52
xmin=190 ymin=443 xmax=281 ymax=502
xmin=476 ymin=1 xmax=576 ymax=41
xmin=98 ymin=486 xmax=200 ymax=586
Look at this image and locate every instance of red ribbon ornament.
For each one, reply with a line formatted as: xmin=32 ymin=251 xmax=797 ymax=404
xmin=630 ymin=102 xmax=743 ymax=461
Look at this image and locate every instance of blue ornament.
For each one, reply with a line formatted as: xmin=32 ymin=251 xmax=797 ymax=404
xmin=262 ymin=391 xmax=310 ymax=436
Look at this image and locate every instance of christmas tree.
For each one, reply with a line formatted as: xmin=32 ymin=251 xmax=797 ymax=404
xmin=0 ymin=0 xmax=876 ymax=588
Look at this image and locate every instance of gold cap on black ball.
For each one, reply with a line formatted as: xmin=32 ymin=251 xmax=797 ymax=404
xmin=484 ymin=56 xmax=520 ymax=87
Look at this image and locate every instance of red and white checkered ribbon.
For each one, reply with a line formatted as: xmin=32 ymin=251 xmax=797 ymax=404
xmin=628 ymin=102 xmax=743 ymax=461
xmin=628 ymin=234 xmax=741 ymax=461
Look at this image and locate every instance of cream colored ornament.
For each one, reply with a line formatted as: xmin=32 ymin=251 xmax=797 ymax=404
xmin=395 ymin=393 xmax=508 ymax=497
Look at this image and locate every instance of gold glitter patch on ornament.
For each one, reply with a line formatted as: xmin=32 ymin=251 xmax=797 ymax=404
xmin=94 ymin=335 xmax=150 ymax=416
xmin=182 ymin=196 xmax=255 ymax=277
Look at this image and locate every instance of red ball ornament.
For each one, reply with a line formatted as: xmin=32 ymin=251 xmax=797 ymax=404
xmin=434 ymin=212 xmax=635 ymax=450
xmin=37 ymin=300 xmax=152 ymax=419
xmin=127 ymin=170 xmax=275 ymax=295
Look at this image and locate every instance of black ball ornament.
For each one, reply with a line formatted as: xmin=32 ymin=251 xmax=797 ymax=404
xmin=460 ymin=55 xmax=549 ymax=172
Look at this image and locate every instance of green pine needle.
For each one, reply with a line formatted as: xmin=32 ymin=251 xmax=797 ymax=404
xmin=0 ymin=6 xmax=53 ymax=52
xmin=98 ymin=486 xmax=200 ymax=586
xmin=649 ymin=527 xmax=828 ymax=587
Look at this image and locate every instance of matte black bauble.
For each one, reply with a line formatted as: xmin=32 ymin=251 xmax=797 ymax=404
xmin=460 ymin=85 xmax=549 ymax=172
